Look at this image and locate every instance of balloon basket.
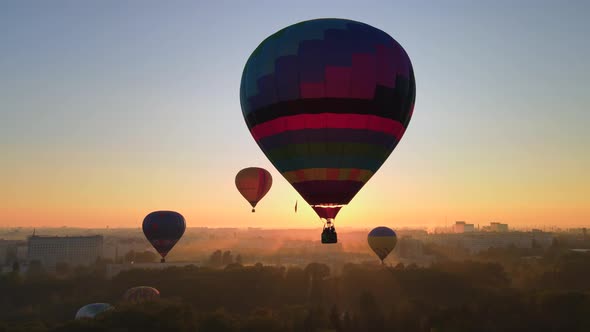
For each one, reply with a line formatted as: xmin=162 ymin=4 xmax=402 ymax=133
xmin=321 ymin=231 xmax=338 ymax=244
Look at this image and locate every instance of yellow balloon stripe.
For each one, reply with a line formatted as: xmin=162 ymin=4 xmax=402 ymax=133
xmin=368 ymin=236 xmax=397 ymax=261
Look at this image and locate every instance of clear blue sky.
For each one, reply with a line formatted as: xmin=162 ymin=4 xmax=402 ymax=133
xmin=1 ymin=0 xmax=589 ymax=228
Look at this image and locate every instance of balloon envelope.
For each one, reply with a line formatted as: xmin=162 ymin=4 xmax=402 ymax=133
xmin=235 ymin=167 xmax=272 ymax=211
xmin=240 ymin=18 xmax=415 ymax=220
xmin=368 ymin=226 xmax=397 ymax=262
xmin=123 ymin=286 xmax=160 ymax=303
xmin=142 ymin=211 xmax=186 ymax=259
xmin=75 ymin=303 xmax=113 ymax=320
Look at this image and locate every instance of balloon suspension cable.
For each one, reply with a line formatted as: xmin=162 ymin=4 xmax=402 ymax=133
xmin=322 ymin=218 xmax=336 ymax=230
xmin=319 ymin=218 xmax=335 ymax=226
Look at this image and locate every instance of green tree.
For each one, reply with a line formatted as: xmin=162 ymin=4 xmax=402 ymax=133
xmin=222 ymin=251 xmax=233 ymax=265
xmin=304 ymin=263 xmax=330 ymax=305
xmin=209 ymin=250 xmax=223 ymax=267
xmin=26 ymin=259 xmax=46 ymax=279
xmin=199 ymin=310 xmax=235 ymax=332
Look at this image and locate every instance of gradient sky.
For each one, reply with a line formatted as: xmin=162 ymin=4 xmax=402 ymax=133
xmin=1 ymin=0 xmax=589 ymax=229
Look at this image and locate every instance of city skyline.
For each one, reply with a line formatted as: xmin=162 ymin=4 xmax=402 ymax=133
xmin=2 ymin=1 xmax=589 ymax=229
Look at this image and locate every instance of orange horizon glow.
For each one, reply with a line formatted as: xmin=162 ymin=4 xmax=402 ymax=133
xmin=3 ymin=157 xmax=589 ymax=229
xmin=2 ymin=3 xmax=589 ymax=231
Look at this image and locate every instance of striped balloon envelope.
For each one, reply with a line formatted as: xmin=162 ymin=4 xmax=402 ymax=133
xmin=235 ymin=167 xmax=273 ymax=212
xmin=240 ymin=18 xmax=415 ymax=224
xmin=142 ymin=211 xmax=186 ymax=263
xmin=367 ymin=226 xmax=398 ymax=263
xmin=123 ymin=286 xmax=160 ymax=304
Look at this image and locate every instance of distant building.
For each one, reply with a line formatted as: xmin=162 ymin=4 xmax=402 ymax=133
xmin=0 ymin=240 xmax=27 ymax=266
xmin=426 ymin=231 xmax=553 ymax=254
xmin=489 ymin=222 xmax=509 ymax=232
xmin=453 ymin=221 xmax=475 ymax=233
xmin=567 ymin=228 xmax=589 ymax=241
xmin=27 ymin=235 xmax=103 ymax=268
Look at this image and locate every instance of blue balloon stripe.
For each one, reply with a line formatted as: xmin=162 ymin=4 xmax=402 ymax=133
xmin=257 ymin=128 xmax=399 ymax=151
xmin=368 ymin=226 xmax=396 ymax=237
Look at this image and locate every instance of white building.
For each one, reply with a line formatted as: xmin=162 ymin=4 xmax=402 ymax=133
xmin=453 ymin=221 xmax=475 ymax=233
xmin=28 ymin=235 xmax=103 ymax=268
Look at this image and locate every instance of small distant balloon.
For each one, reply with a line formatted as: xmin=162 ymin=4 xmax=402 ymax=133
xmin=75 ymin=303 xmax=113 ymax=320
xmin=123 ymin=286 xmax=160 ymax=304
xmin=235 ymin=167 xmax=272 ymax=212
xmin=142 ymin=211 xmax=186 ymax=263
xmin=368 ymin=226 xmax=397 ymax=264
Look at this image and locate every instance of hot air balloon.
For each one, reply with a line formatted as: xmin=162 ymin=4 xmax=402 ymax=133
xmin=240 ymin=18 xmax=415 ymax=243
xmin=368 ymin=226 xmax=397 ymax=264
xmin=142 ymin=211 xmax=186 ymax=263
xmin=75 ymin=303 xmax=113 ymax=320
xmin=235 ymin=167 xmax=272 ymax=212
xmin=123 ymin=286 xmax=160 ymax=304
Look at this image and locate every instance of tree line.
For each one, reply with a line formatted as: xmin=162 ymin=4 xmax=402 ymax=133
xmin=0 ymin=247 xmax=589 ymax=331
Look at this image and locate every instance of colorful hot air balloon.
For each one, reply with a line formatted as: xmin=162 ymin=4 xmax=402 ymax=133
xmin=235 ymin=167 xmax=272 ymax=212
xmin=75 ymin=303 xmax=113 ymax=320
xmin=367 ymin=226 xmax=397 ymax=264
xmin=123 ymin=286 xmax=160 ymax=304
xmin=142 ymin=211 xmax=186 ymax=263
xmin=240 ymin=18 xmax=415 ymax=243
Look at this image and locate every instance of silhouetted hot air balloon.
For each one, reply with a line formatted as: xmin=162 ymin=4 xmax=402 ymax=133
xmin=75 ymin=303 xmax=113 ymax=320
xmin=142 ymin=211 xmax=186 ymax=263
xmin=235 ymin=167 xmax=272 ymax=212
xmin=368 ymin=226 xmax=397 ymax=264
xmin=240 ymin=18 xmax=415 ymax=244
xmin=123 ymin=286 xmax=160 ymax=304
